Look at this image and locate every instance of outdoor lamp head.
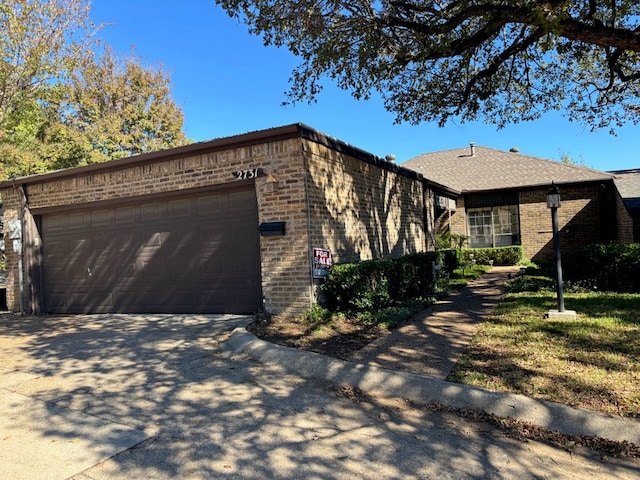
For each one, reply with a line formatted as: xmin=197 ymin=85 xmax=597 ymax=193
xmin=547 ymin=183 xmax=561 ymax=208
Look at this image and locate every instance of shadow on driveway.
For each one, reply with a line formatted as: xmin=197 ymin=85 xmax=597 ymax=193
xmin=1 ymin=313 xmax=638 ymax=479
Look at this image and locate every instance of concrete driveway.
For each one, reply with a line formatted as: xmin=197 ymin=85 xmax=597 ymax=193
xmin=0 ymin=314 xmax=638 ymax=479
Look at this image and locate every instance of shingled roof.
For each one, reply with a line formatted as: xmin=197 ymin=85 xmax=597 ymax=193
xmin=610 ymin=169 xmax=640 ymax=212
xmin=402 ymin=145 xmax=614 ymax=193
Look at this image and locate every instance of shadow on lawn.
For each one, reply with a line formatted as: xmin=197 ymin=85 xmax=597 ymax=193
xmin=452 ymin=291 xmax=640 ymax=417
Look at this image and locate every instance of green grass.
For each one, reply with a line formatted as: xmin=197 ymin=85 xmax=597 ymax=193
xmin=449 ymin=291 xmax=640 ymax=417
xmin=446 ymin=264 xmax=491 ymax=290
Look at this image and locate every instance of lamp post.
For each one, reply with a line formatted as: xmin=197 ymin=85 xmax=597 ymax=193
xmin=546 ymin=182 xmax=565 ymax=313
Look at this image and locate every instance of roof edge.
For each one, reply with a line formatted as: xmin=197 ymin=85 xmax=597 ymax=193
xmin=0 ymin=123 xmax=309 ymax=189
xmin=0 ymin=123 xmax=432 ymax=189
xmin=459 ymin=178 xmax=614 ymax=195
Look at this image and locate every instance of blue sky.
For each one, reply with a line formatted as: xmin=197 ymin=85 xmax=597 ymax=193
xmin=90 ymin=0 xmax=639 ymax=172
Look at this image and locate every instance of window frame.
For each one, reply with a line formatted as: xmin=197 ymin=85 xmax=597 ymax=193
xmin=466 ymin=204 xmax=520 ymax=248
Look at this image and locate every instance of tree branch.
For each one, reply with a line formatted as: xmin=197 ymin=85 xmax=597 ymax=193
xmin=460 ymin=27 xmax=545 ymax=105
xmin=384 ymin=2 xmax=640 ymax=53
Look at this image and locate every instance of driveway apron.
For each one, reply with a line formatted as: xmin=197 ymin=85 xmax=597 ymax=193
xmin=1 ymin=313 xmax=638 ymax=479
xmin=0 ymin=314 xmax=250 ymax=480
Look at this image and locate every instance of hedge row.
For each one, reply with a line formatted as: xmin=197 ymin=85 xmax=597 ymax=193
xmin=461 ymin=246 xmax=523 ymax=265
xmin=320 ymin=252 xmax=440 ymax=313
xmin=564 ymin=242 xmax=640 ymax=293
xmin=442 ymin=246 xmax=523 ymax=272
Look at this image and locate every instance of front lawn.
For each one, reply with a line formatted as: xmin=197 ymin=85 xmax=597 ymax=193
xmin=448 ymin=291 xmax=640 ymax=417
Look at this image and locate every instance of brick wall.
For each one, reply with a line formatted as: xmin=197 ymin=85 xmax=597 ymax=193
xmin=255 ymin=144 xmax=313 ymax=317
xmin=1 ymin=136 xmax=314 ymax=316
xmin=303 ymin=139 xmax=432 ymax=306
xmin=614 ymin=190 xmax=634 ymax=244
xmin=447 ymin=197 xmax=467 ymax=242
xmin=444 ymin=183 xmax=621 ymax=263
xmin=304 ymin=139 xmax=428 ymax=264
xmin=1 ymin=128 xmax=436 ymax=318
xmin=519 ymin=183 xmax=617 ymax=262
xmin=1 ymin=188 xmax=20 ymax=311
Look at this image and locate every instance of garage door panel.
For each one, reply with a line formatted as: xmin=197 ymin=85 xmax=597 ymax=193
xmin=68 ymin=292 xmax=91 ymax=310
xmin=137 ymin=257 xmax=166 ymax=279
xmin=47 ymin=293 xmax=66 ymax=309
xmin=168 ymin=198 xmax=190 ymax=218
xmin=41 ymin=185 xmax=261 ymax=314
xmin=91 ymin=209 xmax=109 ymax=226
xmin=111 ymin=290 xmax=137 ymax=309
xmin=115 ymin=206 xmax=136 ymax=224
xmin=68 ymin=212 xmax=88 ymax=229
xmin=197 ymin=195 xmax=222 ymax=215
xmin=142 ymin=232 xmax=164 ymax=247
xmin=230 ymin=256 xmax=260 ymax=276
xmin=47 ymin=216 xmax=67 ymax=232
xmin=229 ymin=189 xmax=254 ymax=208
xmin=141 ymin=203 xmax=162 ymax=220
xmin=197 ymin=257 xmax=225 ymax=278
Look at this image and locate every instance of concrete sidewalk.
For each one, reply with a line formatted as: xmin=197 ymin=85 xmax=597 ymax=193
xmin=224 ymin=266 xmax=640 ymax=446
xmin=225 ymin=330 xmax=640 ymax=446
xmin=351 ymin=266 xmax=519 ymax=378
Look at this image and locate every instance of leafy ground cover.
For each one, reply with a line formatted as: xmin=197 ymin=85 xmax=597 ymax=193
xmin=448 ymin=291 xmax=640 ymax=417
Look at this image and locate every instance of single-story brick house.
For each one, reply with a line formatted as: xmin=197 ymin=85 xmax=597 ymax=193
xmin=402 ymin=144 xmax=634 ymax=263
xmin=0 ymin=124 xmax=453 ymax=316
xmin=610 ymin=169 xmax=640 ymax=242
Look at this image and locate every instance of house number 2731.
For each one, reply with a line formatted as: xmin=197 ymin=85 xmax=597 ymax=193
xmin=234 ymin=168 xmax=261 ymax=180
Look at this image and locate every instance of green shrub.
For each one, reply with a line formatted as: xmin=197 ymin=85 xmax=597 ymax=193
xmin=564 ymin=242 xmax=640 ymax=293
xmin=304 ymin=304 xmax=333 ymax=326
xmin=460 ymin=246 xmax=523 ymax=266
xmin=441 ymin=249 xmax=461 ymax=273
xmin=321 ymin=252 xmax=439 ymax=313
xmin=321 ymin=260 xmax=392 ymax=312
xmin=435 ymin=233 xmax=467 ymax=250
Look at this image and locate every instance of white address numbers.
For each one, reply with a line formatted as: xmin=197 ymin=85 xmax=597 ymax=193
xmin=234 ymin=168 xmax=261 ymax=180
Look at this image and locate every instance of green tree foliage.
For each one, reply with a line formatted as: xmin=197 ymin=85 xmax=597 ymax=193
xmin=216 ymin=0 xmax=640 ymax=130
xmin=0 ymin=0 xmax=90 ymax=132
xmin=0 ymin=0 xmax=187 ymax=179
xmin=61 ymin=47 xmax=187 ymax=164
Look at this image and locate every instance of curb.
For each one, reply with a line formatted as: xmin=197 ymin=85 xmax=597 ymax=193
xmin=224 ymin=327 xmax=640 ymax=445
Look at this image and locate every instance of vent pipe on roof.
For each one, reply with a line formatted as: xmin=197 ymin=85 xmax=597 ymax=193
xmin=385 ymin=154 xmax=396 ymax=163
xmin=470 ymin=142 xmax=475 ymax=156
xmin=510 ymin=147 xmax=520 ymax=153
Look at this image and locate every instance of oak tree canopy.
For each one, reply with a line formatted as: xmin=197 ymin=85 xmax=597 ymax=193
xmin=216 ymin=0 xmax=640 ymax=130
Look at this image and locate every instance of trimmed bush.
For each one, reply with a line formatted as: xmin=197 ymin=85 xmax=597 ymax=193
xmin=564 ymin=242 xmax=640 ymax=293
xmin=441 ymin=249 xmax=462 ymax=273
xmin=460 ymin=246 xmax=523 ymax=266
xmin=321 ymin=252 xmax=439 ymax=313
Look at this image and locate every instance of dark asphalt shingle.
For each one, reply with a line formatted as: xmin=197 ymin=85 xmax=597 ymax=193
xmin=402 ymin=145 xmax=614 ymax=193
xmin=610 ymin=169 xmax=640 ymax=211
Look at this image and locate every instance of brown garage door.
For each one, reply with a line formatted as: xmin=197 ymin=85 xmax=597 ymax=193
xmin=41 ymin=185 xmax=262 ymax=314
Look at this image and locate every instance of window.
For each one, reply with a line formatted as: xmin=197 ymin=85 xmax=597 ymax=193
xmin=467 ymin=205 xmax=520 ymax=248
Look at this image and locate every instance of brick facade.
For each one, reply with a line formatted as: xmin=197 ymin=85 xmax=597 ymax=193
xmin=305 ymin=139 xmax=428 ymax=263
xmin=444 ymin=182 xmax=631 ymax=263
xmin=434 ymin=197 xmax=466 ymax=246
xmin=1 ymin=125 xmax=433 ymax=317
xmin=614 ymin=190 xmax=635 ymax=244
xmin=519 ymin=183 xmax=622 ymax=262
